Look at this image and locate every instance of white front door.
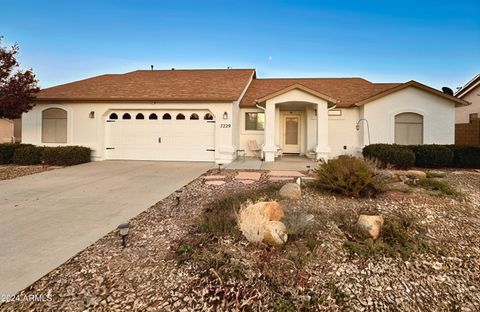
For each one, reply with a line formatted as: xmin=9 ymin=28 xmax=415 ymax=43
xmin=282 ymin=115 xmax=301 ymax=153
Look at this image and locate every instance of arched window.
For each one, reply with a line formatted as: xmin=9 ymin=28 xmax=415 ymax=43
xmin=149 ymin=113 xmax=158 ymax=120
xmin=204 ymin=113 xmax=214 ymax=120
xmin=176 ymin=113 xmax=185 ymax=120
xmin=162 ymin=113 xmax=171 ymax=120
xmin=109 ymin=113 xmax=118 ymax=120
xmin=136 ymin=113 xmax=144 ymax=120
xmin=42 ymin=108 xmax=67 ymax=143
xmin=190 ymin=113 xmax=199 ymax=120
xmin=122 ymin=113 xmax=131 ymax=120
xmin=394 ymin=113 xmax=423 ymax=145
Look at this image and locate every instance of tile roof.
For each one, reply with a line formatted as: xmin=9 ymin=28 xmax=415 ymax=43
xmin=239 ymin=78 xmax=401 ymax=108
xmin=36 ymin=69 xmax=256 ymax=102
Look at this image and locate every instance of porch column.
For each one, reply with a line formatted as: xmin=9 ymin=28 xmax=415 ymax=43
xmin=263 ymin=100 xmax=277 ymax=162
xmin=315 ymin=101 xmax=330 ymax=161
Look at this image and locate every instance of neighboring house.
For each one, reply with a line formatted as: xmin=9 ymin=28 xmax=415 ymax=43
xmin=454 ymin=74 xmax=480 ymax=146
xmin=0 ymin=118 xmax=22 ymax=143
xmin=455 ymin=74 xmax=480 ymax=124
xmin=22 ymin=69 xmax=468 ymax=163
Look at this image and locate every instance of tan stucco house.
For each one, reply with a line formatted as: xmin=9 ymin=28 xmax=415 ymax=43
xmin=455 ymin=74 xmax=480 ymax=124
xmin=0 ymin=118 xmax=21 ymax=143
xmin=21 ymin=69 xmax=468 ymax=163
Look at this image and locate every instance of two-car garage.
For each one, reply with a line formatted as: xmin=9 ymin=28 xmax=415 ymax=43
xmin=105 ymin=110 xmax=216 ymax=161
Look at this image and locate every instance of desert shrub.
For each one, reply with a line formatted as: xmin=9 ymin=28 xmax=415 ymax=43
xmin=335 ymin=210 xmax=434 ymax=259
xmin=446 ymin=145 xmax=480 ymax=168
xmin=362 ymin=144 xmax=415 ymax=169
xmin=12 ymin=146 xmax=44 ymax=165
xmin=314 ymin=155 xmax=383 ymax=198
xmin=418 ymin=179 xmax=462 ymax=197
xmin=0 ymin=143 xmax=34 ymax=164
xmin=411 ymin=145 xmax=453 ymax=168
xmin=42 ymin=146 xmax=91 ymax=166
xmin=426 ymin=171 xmax=447 ymax=178
xmin=201 ymin=186 xmax=280 ymax=236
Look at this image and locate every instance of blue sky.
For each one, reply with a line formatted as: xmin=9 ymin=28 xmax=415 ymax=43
xmin=1 ymin=0 xmax=479 ymax=89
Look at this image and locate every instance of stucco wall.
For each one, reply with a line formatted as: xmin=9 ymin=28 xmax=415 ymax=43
xmin=363 ymin=86 xmax=456 ymax=145
xmin=22 ymin=102 xmax=236 ymax=163
xmin=328 ymin=108 xmax=361 ymax=157
xmin=0 ymin=119 xmax=14 ymax=143
xmin=456 ymin=85 xmax=480 ymax=124
xmin=238 ymin=107 xmax=265 ymax=156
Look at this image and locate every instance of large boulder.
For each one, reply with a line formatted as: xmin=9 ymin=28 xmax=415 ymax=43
xmin=262 ymin=201 xmax=284 ymax=221
xmin=406 ymin=170 xmax=427 ymax=180
xmin=238 ymin=201 xmax=288 ymax=245
xmin=263 ymin=221 xmax=288 ymax=246
xmin=279 ymin=183 xmax=301 ymax=200
xmin=357 ymin=215 xmax=384 ymax=240
xmin=384 ymin=181 xmax=410 ymax=192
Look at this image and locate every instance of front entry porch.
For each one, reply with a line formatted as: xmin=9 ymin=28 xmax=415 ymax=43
xmin=256 ymin=85 xmax=335 ymax=162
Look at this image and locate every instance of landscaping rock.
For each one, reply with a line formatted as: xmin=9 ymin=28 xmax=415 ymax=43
xmin=406 ymin=170 xmax=427 ymax=180
xmin=262 ymin=202 xmax=284 ymax=221
xmin=263 ymin=221 xmax=288 ymax=245
xmin=238 ymin=201 xmax=287 ymax=245
xmin=384 ymin=181 xmax=410 ymax=192
xmin=279 ymin=183 xmax=301 ymax=199
xmin=357 ymin=215 xmax=384 ymax=240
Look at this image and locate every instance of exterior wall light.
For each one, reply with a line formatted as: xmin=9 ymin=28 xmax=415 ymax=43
xmin=89 ymin=111 xmax=95 ymax=119
xmin=223 ymin=112 xmax=228 ymax=120
xmin=117 ymin=223 xmax=129 ymax=248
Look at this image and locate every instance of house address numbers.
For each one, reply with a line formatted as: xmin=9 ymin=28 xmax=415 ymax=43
xmin=220 ymin=124 xmax=231 ymax=128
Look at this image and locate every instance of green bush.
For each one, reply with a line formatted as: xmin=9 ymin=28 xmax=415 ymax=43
xmin=362 ymin=144 xmax=415 ymax=169
xmin=418 ymin=179 xmax=462 ymax=197
xmin=410 ymin=145 xmax=453 ymax=168
xmin=446 ymin=145 xmax=480 ymax=168
xmin=42 ymin=146 xmax=91 ymax=166
xmin=12 ymin=146 xmax=44 ymax=165
xmin=0 ymin=143 xmax=34 ymax=164
xmin=314 ymin=155 xmax=383 ymax=198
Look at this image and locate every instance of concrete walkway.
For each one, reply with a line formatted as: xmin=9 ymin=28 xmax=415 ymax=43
xmin=226 ymin=156 xmax=318 ymax=171
xmin=0 ymin=161 xmax=212 ymax=296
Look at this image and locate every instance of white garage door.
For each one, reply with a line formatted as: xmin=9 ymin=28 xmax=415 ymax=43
xmin=105 ymin=111 xmax=215 ymax=161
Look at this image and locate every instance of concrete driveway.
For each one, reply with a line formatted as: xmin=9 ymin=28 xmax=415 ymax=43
xmin=0 ymin=161 xmax=212 ymax=296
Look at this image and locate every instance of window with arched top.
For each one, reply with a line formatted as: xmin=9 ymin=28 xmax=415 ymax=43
xmin=42 ymin=108 xmax=67 ymax=143
xmin=394 ymin=112 xmax=423 ymax=145
xmin=204 ymin=113 xmax=214 ymax=120
xmin=109 ymin=113 xmax=118 ymax=120
xmin=176 ymin=113 xmax=185 ymax=120
xmin=162 ymin=113 xmax=171 ymax=120
xmin=190 ymin=113 xmax=199 ymax=120
xmin=149 ymin=113 xmax=158 ymax=120
xmin=122 ymin=113 xmax=131 ymax=120
xmin=136 ymin=113 xmax=144 ymax=120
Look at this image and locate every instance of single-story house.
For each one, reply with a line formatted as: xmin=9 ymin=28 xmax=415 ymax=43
xmin=22 ymin=69 xmax=468 ymax=163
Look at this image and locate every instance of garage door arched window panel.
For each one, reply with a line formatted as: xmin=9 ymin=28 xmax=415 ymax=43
xmin=176 ymin=113 xmax=186 ymax=120
xmin=204 ymin=113 xmax=214 ymax=120
xmin=136 ymin=113 xmax=145 ymax=120
xmin=109 ymin=113 xmax=118 ymax=120
xmin=190 ymin=113 xmax=199 ymax=120
xmin=122 ymin=113 xmax=131 ymax=120
xmin=42 ymin=108 xmax=67 ymax=143
xmin=149 ymin=113 xmax=158 ymax=120
xmin=162 ymin=113 xmax=171 ymax=120
xmin=394 ymin=112 xmax=423 ymax=145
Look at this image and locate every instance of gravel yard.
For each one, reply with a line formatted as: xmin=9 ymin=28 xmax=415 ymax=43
xmin=0 ymin=165 xmax=57 ymax=181
xmin=1 ymin=169 xmax=479 ymax=311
